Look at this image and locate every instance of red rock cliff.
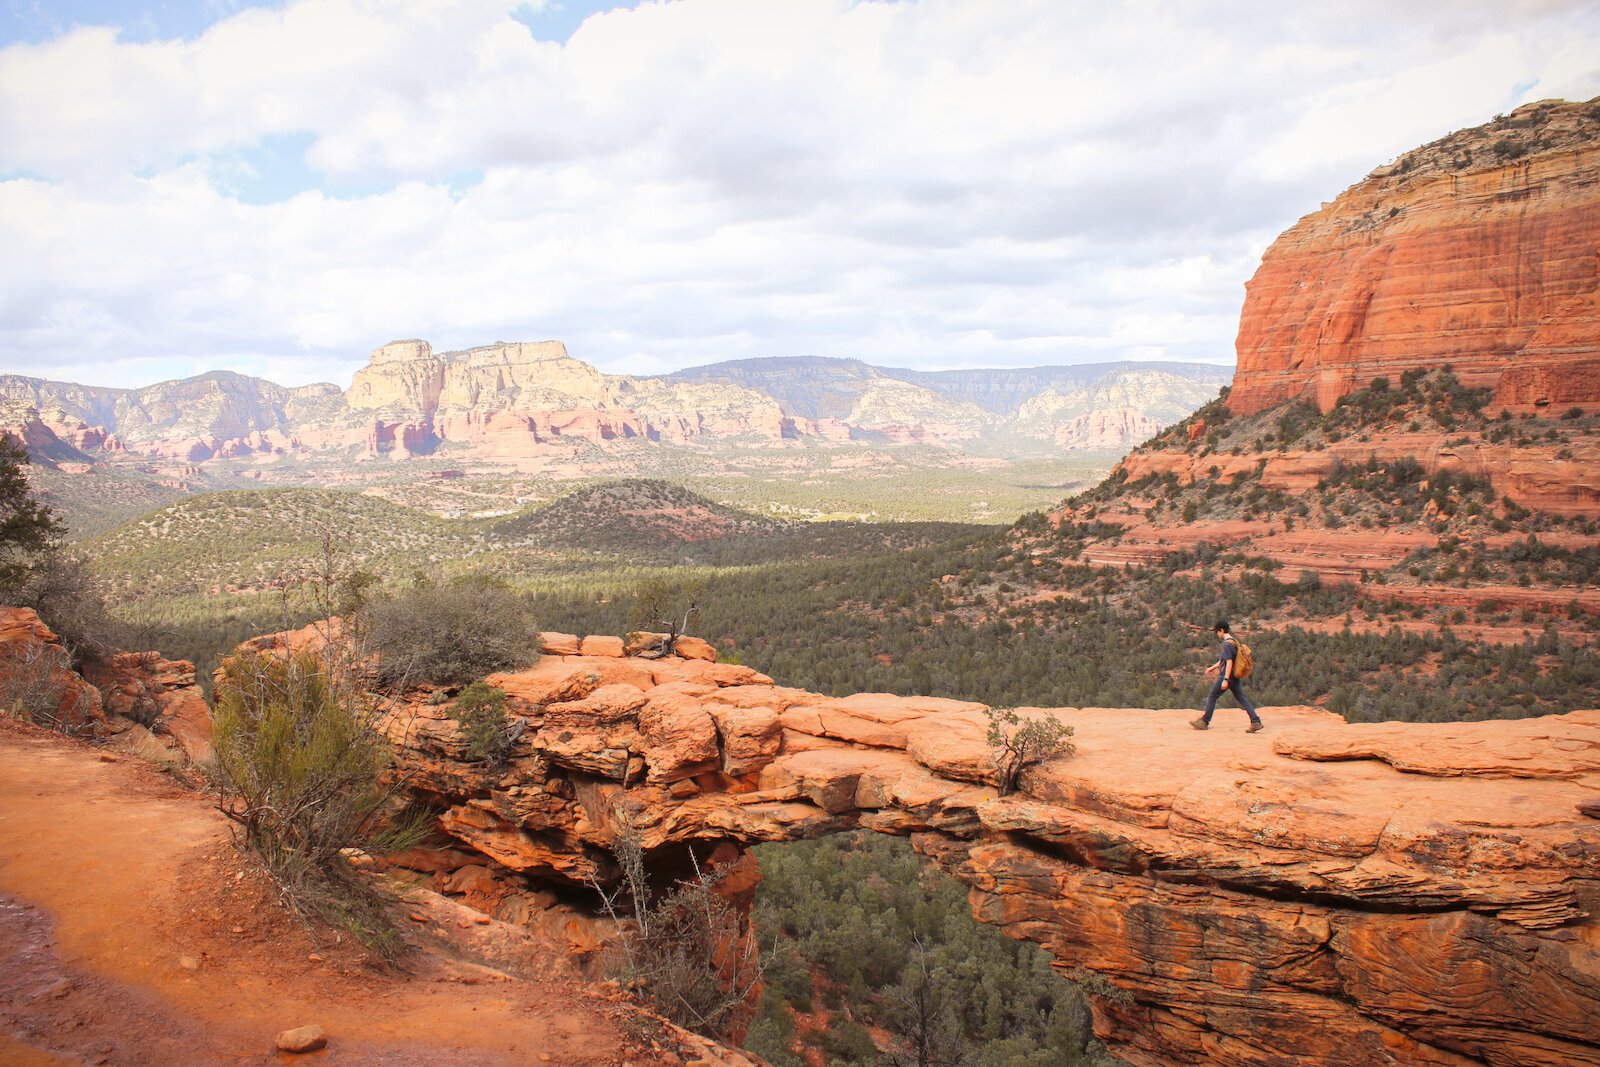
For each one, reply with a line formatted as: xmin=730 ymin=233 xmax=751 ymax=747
xmin=1230 ymin=98 xmax=1600 ymax=415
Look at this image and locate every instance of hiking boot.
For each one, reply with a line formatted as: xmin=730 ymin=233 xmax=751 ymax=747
xmin=1246 ymin=721 xmax=1264 ymax=734
xmin=1189 ymin=718 xmax=1209 ymax=730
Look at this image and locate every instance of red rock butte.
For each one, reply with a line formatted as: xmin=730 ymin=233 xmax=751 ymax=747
xmin=224 ymin=623 xmax=1600 ymax=1067
xmin=1229 ymin=98 xmax=1600 ymax=417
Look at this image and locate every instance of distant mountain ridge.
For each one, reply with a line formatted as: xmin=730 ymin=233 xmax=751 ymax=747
xmin=1 ymin=343 xmax=1228 ymax=468
xmin=666 ymin=355 xmax=1229 ymax=418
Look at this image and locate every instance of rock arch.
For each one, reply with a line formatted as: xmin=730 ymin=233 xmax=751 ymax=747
xmin=243 ymin=626 xmax=1600 ymax=1067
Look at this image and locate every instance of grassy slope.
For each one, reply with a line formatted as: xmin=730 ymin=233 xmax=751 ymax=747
xmin=24 ymin=464 xmax=191 ymax=541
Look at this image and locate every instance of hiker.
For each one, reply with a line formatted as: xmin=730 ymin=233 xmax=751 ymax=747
xmin=1191 ymin=620 xmax=1263 ymax=733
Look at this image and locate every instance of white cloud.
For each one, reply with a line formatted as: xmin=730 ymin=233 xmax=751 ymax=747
xmin=1 ymin=0 xmax=1598 ymax=388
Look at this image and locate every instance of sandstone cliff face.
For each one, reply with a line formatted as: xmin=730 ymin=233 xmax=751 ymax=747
xmin=0 ymin=401 xmax=95 ymax=468
xmin=233 ymin=625 xmax=1600 ymax=1067
xmin=1230 ymin=98 xmax=1600 ymax=416
xmin=1011 ymin=369 xmax=1221 ymax=448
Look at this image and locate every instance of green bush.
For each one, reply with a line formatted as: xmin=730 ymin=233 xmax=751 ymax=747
xmin=453 ymin=682 xmax=515 ymax=764
xmin=213 ymin=649 xmax=423 ymax=956
xmin=363 ymin=574 xmax=541 ymax=687
xmin=985 ymin=706 xmax=1074 ymax=796
xmin=0 ymin=436 xmax=58 ymax=583
xmin=0 ymin=440 xmax=121 ymax=666
xmin=3 ymin=550 xmax=117 ymax=666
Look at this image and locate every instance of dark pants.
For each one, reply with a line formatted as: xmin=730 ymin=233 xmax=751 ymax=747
xmin=1203 ymin=677 xmax=1260 ymax=725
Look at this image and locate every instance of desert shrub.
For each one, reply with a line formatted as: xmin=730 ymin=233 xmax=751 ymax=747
xmin=363 ymin=573 xmax=540 ymax=687
xmin=453 ymin=682 xmax=517 ymax=764
xmin=212 ymin=649 xmax=423 ymax=956
xmin=629 ymin=577 xmax=706 ymax=658
xmin=822 ymin=1017 xmax=878 ymax=1062
xmin=2 ymin=550 xmax=118 ymax=666
xmin=0 ymin=639 xmax=72 ymax=728
xmin=985 ymin=706 xmax=1074 ymax=796
xmin=592 ymin=801 xmax=760 ymax=1042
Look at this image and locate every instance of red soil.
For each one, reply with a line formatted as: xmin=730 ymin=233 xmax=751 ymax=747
xmin=0 ymin=718 xmax=671 ymax=1066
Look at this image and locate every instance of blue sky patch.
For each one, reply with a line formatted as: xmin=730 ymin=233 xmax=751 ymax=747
xmin=511 ymin=0 xmax=640 ymax=44
xmin=1 ymin=0 xmax=273 ymax=46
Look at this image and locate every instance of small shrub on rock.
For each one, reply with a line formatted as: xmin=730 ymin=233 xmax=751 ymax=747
xmin=363 ymin=574 xmax=540 ymax=687
xmin=985 ymin=706 xmax=1074 ymax=796
xmin=453 ymin=682 xmax=517 ymax=764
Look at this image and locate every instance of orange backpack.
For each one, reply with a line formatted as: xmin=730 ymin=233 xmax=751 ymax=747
xmin=1227 ymin=635 xmax=1254 ymax=679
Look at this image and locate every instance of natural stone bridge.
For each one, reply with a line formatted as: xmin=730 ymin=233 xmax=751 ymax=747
xmin=246 ymin=626 xmax=1600 ymax=1067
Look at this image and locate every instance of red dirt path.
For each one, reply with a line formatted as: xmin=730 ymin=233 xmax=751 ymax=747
xmin=0 ymin=718 xmax=668 ymax=1066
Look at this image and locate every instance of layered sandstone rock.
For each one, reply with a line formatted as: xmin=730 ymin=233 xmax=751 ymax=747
xmin=1231 ymin=98 xmax=1600 ymax=416
xmin=83 ymin=651 xmax=214 ymax=761
xmin=1115 ymin=427 xmax=1600 ymax=518
xmin=0 ymin=607 xmax=210 ymax=755
xmin=225 ymin=626 xmax=1600 ymax=1067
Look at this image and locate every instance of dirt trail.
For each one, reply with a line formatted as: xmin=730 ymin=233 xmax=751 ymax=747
xmin=0 ymin=720 xmax=660 ymax=1066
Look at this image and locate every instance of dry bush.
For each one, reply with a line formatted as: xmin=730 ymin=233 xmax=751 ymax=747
xmin=363 ymin=574 xmax=541 ymax=687
xmin=0 ymin=639 xmax=72 ymax=729
xmin=985 ymin=706 xmax=1074 ymax=796
xmin=629 ymin=578 xmax=704 ymax=658
xmin=593 ymin=801 xmax=760 ymax=1041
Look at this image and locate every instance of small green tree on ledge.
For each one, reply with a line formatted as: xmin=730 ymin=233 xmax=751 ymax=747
xmin=629 ymin=577 xmax=705 ymax=659
xmin=985 ymin=706 xmax=1074 ymax=796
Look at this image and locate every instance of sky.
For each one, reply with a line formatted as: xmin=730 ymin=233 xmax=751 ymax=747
xmin=1 ymin=1 xmax=1597 ymax=390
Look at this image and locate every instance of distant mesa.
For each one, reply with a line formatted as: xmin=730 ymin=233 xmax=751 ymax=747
xmin=1 ymin=343 xmax=1229 ymax=471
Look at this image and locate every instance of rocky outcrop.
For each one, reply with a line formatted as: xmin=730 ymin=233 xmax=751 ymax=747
xmin=231 ymin=626 xmax=1600 ymax=1066
xmin=1114 ymin=428 xmax=1600 ymax=518
xmin=0 ymin=607 xmax=210 ymax=757
xmin=0 ymin=608 xmax=104 ymax=732
xmin=82 ymin=651 xmax=214 ymax=761
xmin=1230 ymin=98 xmax=1600 ymax=416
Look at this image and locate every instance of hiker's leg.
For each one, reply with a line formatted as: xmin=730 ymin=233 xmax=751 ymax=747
xmin=1202 ymin=679 xmax=1223 ymax=724
xmin=1231 ymin=679 xmax=1261 ymax=724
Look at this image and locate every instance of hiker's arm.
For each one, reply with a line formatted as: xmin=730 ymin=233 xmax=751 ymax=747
xmin=1221 ymin=646 xmax=1233 ymax=686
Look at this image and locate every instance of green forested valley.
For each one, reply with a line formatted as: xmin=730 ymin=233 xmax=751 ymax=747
xmin=747 ymin=833 xmax=1122 ymax=1067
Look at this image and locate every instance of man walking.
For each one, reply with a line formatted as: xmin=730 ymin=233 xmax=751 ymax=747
xmin=1191 ymin=620 xmax=1263 ymax=733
